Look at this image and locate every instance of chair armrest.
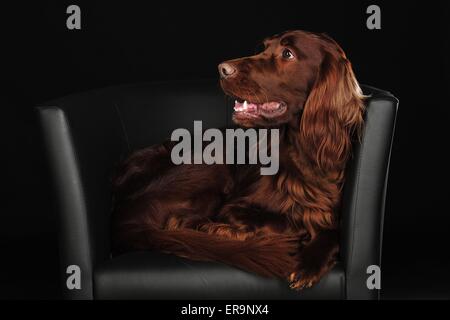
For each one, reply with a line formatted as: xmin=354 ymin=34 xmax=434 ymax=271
xmin=38 ymin=107 xmax=95 ymax=299
xmin=340 ymin=89 xmax=398 ymax=299
xmin=37 ymin=97 xmax=128 ymax=299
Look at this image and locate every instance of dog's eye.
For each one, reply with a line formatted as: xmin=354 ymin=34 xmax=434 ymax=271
xmin=281 ymin=48 xmax=294 ymax=59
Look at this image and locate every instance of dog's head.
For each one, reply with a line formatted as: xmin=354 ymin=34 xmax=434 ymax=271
xmin=219 ymin=30 xmax=364 ymax=131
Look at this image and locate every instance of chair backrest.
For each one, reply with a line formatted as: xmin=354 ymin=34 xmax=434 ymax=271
xmin=37 ymin=80 xmax=229 ymax=298
xmin=37 ymin=81 xmax=397 ymax=299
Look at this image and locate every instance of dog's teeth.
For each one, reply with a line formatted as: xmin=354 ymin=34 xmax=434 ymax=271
xmin=243 ymin=100 xmax=248 ymax=109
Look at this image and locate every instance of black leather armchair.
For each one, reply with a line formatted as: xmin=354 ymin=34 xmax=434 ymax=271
xmin=37 ymin=80 xmax=398 ymax=300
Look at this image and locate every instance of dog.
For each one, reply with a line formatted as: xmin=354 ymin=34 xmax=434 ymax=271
xmin=111 ymin=30 xmax=365 ymax=290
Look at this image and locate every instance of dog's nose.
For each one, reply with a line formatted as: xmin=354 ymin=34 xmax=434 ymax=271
xmin=218 ymin=63 xmax=237 ymax=79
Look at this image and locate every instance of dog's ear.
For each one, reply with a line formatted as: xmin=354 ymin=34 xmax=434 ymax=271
xmin=299 ymin=50 xmax=365 ymax=173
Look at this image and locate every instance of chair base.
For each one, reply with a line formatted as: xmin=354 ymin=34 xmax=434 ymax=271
xmin=94 ymin=251 xmax=345 ymax=299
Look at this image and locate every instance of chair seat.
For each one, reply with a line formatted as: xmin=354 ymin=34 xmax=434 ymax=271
xmin=94 ymin=251 xmax=345 ymax=299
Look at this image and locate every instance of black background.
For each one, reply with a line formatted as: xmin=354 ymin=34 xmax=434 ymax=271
xmin=2 ymin=1 xmax=449 ymax=299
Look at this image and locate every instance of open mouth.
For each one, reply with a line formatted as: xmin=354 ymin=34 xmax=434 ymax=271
xmin=232 ymin=98 xmax=287 ymax=119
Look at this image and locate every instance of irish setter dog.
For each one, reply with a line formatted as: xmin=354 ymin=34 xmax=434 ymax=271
xmin=112 ymin=30 xmax=365 ymax=290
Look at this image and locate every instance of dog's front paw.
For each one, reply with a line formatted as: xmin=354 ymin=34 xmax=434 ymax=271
xmin=288 ymin=270 xmax=320 ymax=290
xmin=288 ymin=259 xmax=337 ymax=291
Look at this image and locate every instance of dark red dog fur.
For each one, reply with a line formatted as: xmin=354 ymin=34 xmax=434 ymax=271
xmin=111 ymin=30 xmax=365 ymax=289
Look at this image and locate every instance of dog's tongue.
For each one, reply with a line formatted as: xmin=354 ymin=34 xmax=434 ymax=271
xmin=234 ymin=100 xmax=280 ymax=112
